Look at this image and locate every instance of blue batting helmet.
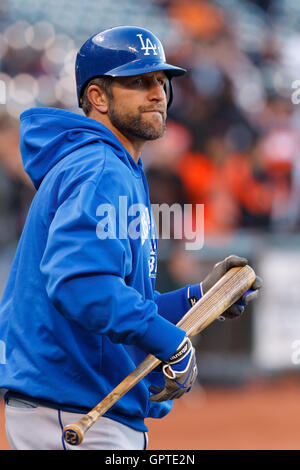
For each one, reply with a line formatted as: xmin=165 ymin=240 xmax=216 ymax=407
xmin=75 ymin=26 xmax=186 ymax=108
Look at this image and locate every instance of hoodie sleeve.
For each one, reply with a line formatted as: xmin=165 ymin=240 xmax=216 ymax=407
xmin=154 ymin=283 xmax=203 ymax=325
xmin=153 ymin=288 xmax=191 ymax=326
xmin=40 ymin=180 xmax=185 ymax=362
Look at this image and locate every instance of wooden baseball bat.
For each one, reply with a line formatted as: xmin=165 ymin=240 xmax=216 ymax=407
xmin=63 ymin=264 xmax=256 ymax=446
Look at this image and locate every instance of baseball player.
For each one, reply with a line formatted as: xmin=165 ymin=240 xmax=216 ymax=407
xmin=0 ymin=26 xmax=261 ymax=450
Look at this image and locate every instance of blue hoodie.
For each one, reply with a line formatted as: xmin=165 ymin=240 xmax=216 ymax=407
xmin=0 ymin=107 xmax=197 ymax=433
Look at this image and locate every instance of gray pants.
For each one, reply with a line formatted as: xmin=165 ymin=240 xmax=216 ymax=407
xmin=5 ymin=397 xmax=147 ymax=450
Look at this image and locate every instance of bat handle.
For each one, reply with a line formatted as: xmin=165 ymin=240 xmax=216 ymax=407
xmin=63 ymin=407 xmax=103 ymax=445
xmin=63 ymin=406 xmax=108 ymax=445
xmin=63 ymin=423 xmax=86 ymax=446
xmin=63 ymin=354 xmax=161 ymax=445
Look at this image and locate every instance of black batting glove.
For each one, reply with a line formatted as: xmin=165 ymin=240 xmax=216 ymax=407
xmin=200 ymin=255 xmax=262 ymax=320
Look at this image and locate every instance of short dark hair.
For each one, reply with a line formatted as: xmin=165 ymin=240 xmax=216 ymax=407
xmin=80 ymin=76 xmax=114 ymax=115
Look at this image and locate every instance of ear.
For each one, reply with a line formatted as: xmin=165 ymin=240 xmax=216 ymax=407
xmin=87 ymin=85 xmax=109 ymax=113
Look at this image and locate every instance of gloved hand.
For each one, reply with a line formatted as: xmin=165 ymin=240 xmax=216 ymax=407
xmin=200 ymin=255 xmax=262 ymax=320
xmin=220 ymin=275 xmax=262 ymax=319
xmin=149 ymin=337 xmax=198 ymax=402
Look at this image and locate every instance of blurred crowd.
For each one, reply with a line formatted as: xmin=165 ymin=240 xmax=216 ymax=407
xmin=145 ymin=0 xmax=300 ymax=241
xmin=1 ymin=0 xmax=300 ymax=249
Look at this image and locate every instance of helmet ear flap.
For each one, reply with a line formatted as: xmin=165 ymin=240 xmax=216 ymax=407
xmin=165 ymin=77 xmax=173 ymax=109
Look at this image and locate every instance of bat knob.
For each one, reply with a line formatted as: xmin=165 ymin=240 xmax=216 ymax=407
xmin=63 ymin=424 xmax=84 ymax=446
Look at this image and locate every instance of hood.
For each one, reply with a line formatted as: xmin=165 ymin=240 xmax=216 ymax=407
xmin=20 ymin=107 xmax=142 ymax=189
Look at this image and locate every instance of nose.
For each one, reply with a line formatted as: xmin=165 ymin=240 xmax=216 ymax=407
xmin=148 ymin=80 xmax=167 ymax=104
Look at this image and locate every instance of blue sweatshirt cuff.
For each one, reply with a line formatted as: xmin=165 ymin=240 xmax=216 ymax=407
xmin=154 ymin=287 xmax=191 ymax=326
xmin=187 ymin=283 xmax=203 ymax=306
xmin=136 ymin=314 xmax=186 ymax=362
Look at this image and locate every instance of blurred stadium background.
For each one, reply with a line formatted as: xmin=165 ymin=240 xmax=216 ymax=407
xmin=1 ymin=0 xmax=300 ymax=450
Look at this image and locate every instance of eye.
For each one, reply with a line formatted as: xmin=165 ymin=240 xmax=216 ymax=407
xmin=157 ymin=77 xmax=166 ymax=86
xmin=156 ymin=75 xmax=167 ymax=87
xmin=132 ymin=77 xmax=143 ymax=86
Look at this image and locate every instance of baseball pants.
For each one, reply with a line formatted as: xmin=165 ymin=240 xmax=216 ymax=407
xmin=5 ymin=397 xmax=148 ymax=450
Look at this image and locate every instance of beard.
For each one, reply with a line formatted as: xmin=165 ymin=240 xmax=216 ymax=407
xmin=107 ymin=100 xmax=167 ymax=141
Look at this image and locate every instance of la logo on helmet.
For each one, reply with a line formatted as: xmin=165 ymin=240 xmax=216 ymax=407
xmin=136 ymin=34 xmax=158 ymax=56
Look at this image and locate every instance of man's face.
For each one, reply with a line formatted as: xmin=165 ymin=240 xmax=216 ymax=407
xmin=107 ymin=71 xmax=168 ymax=142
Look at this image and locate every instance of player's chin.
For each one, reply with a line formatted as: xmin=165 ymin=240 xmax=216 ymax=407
xmin=146 ymin=124 xmax=166 ymax=140
xmin=142 ymin=116 xmax=166 ymax=138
